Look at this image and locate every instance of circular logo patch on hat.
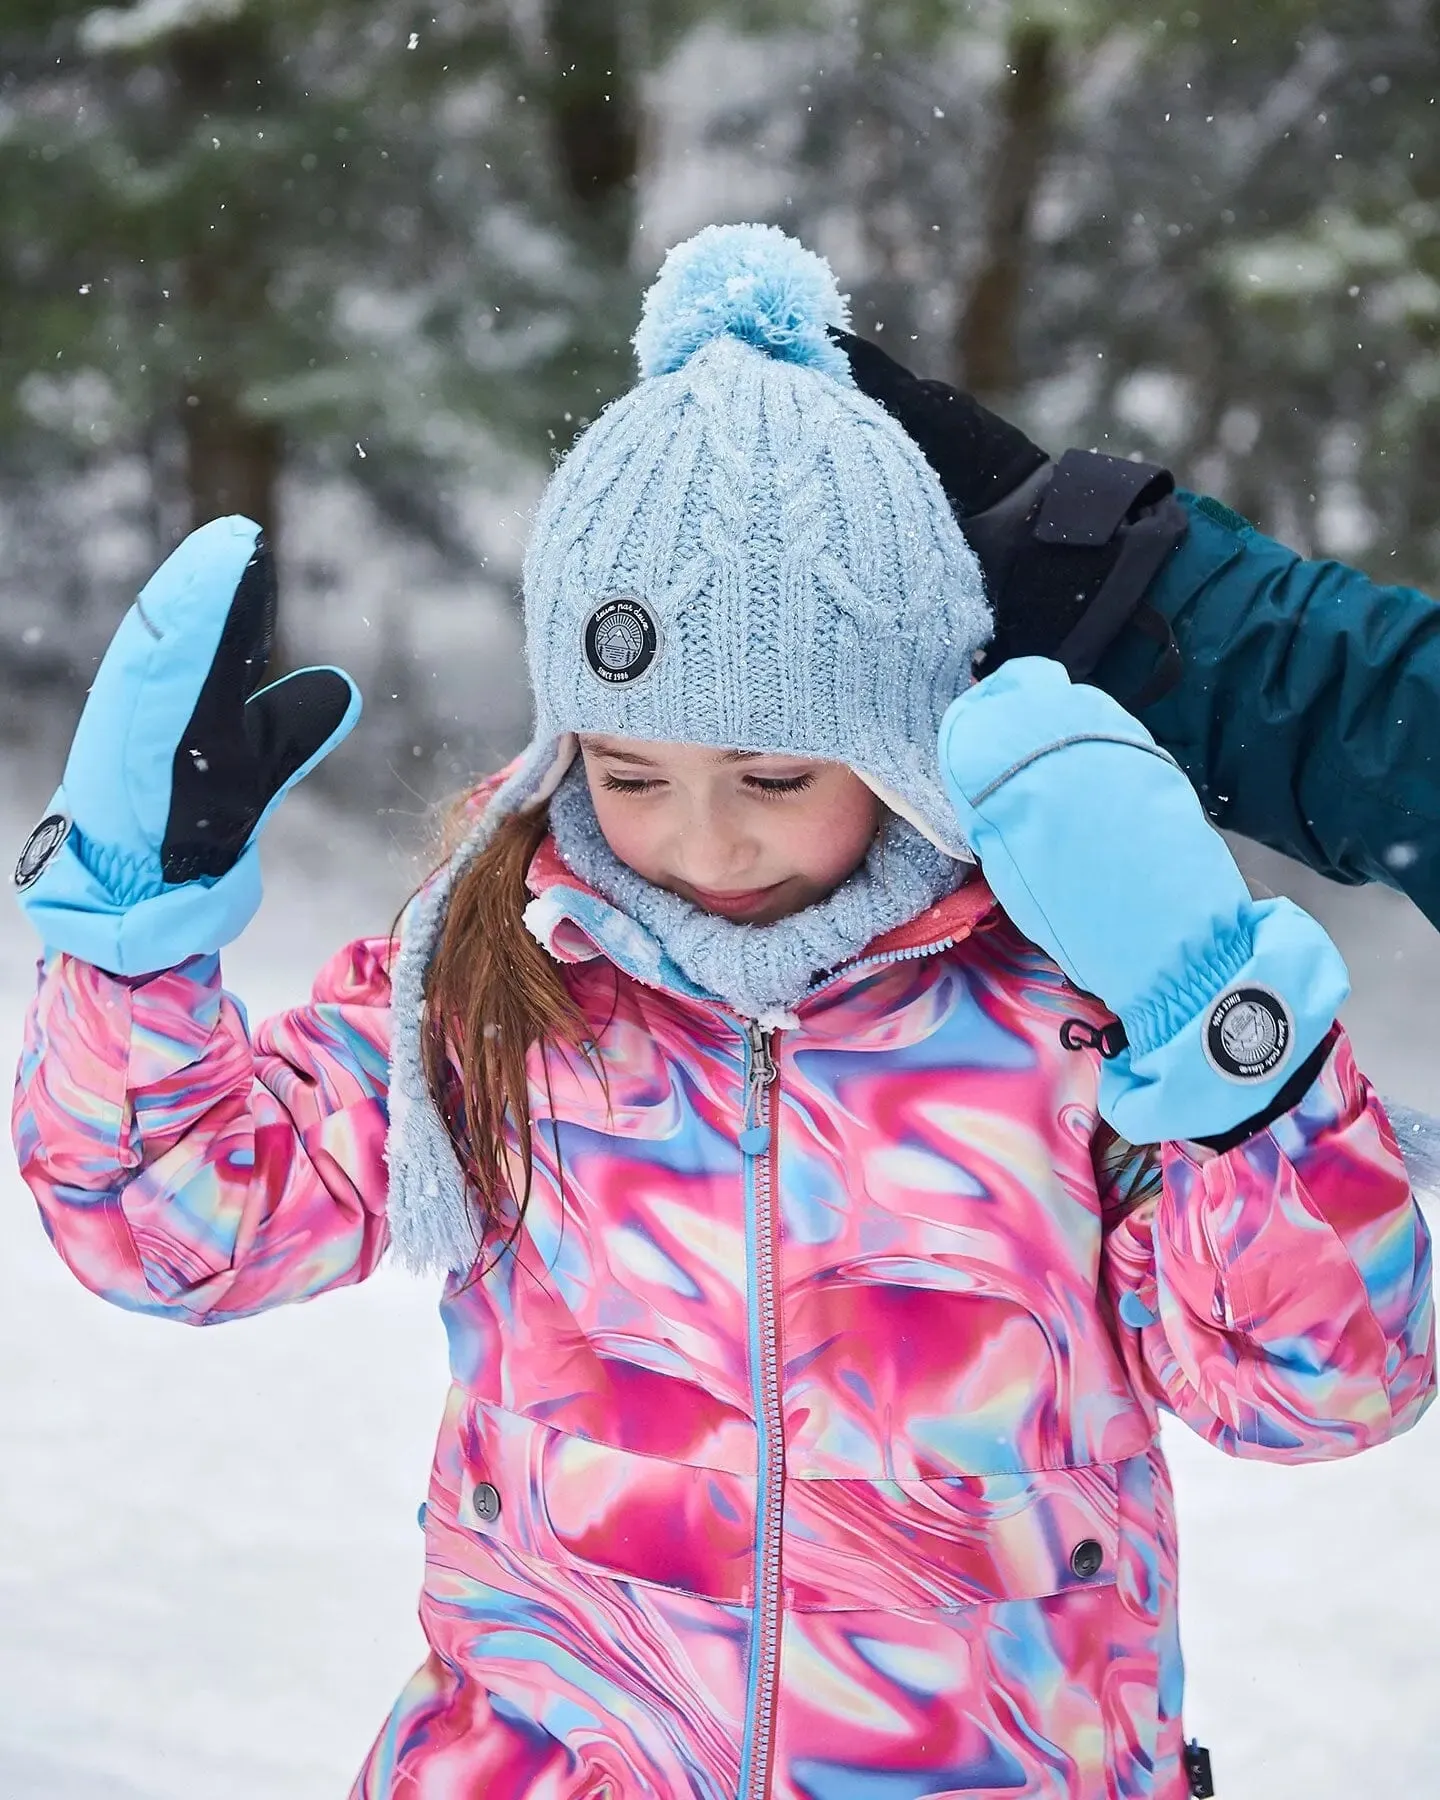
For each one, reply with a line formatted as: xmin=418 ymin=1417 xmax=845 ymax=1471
xmin=583 ymin=596 xmax=659 ymax=686
xmin=14 ymin=811 xmax=72 ymax=892
xmin=1203 ymin=985 xmax=1294 ymax=1083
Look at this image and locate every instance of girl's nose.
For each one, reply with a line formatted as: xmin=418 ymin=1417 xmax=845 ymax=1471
xmin=671 ymin=812 xmax=756 ymax=890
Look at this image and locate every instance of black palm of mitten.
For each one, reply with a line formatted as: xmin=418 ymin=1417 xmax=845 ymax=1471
xmin=15 ymin=515 xmax=361 ymax=976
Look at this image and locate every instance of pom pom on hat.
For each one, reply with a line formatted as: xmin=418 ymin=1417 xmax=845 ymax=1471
xmin=634 ymin=222 xmax=853 ymax=383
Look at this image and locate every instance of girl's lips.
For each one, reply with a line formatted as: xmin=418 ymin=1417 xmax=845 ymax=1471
xmin=688 ymin=882 xmax=783 ymax=919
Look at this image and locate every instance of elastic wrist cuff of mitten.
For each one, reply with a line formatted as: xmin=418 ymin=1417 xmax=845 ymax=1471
xmin=1098 ymin=896 xmax=1350 ymax=1145
xmin=17 ymin=829 xmax=262 ymax=977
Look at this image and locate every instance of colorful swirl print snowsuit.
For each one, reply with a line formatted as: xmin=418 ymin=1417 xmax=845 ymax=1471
xmin=14 ymin=836 xmax=1435 ymax=1800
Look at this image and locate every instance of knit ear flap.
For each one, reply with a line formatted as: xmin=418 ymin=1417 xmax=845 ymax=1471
xmin=634 ymin=223 xmax=853 ymax=383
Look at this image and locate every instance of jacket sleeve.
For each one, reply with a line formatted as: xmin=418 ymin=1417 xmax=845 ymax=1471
xmin=1098 ymin=1027 xmax=1436 ymax=1461
xmin=12 ymin=937 xmax=394 ymax=1323
xmin=1094 ymin=495 xmax=1440 ymax=929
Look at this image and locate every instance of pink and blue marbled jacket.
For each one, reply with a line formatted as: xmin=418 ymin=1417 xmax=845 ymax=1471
xmin=14 ymin=833 xmax=1436 ymax=1800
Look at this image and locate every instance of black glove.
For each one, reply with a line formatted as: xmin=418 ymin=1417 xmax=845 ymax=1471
xmin=835 ymin=329 xmax=1188 ymax=701
xmin=832 ymin=328 xmax=1050 ymax=516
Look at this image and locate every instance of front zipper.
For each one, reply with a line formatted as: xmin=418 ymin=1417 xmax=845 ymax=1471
xmin=739 ymin=1019 xmax=783 ymax=1800
xmin=734 ymin=939 xmax=955 ymax=1793
xmin=742 ymin=1019 xmax=777 ymax=1149
xmin=803 ymin=935 xmax=958 ymax=1003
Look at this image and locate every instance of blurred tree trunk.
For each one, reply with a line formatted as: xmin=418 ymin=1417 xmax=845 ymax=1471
xmin=954 ymin=19 xmax=1059 ymax=399
xmin=168 ymin=16 xmax=286 ymax=666
xmin=534 ymin=0 xmax=644 ymax=457
xmin=181 ymin=377 xmax=282 ymax=536
xmin=180 ymin=373 xmax=287 ymax=676
xmin=541 ymin=0 xmax=642 ymax=258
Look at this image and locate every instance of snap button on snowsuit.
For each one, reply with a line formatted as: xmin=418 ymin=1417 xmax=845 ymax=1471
xmin=1070 ymin=1539 xmax=1104 ymax=1580
xmin=471 ymin=1482 xmax=501 ymax=1523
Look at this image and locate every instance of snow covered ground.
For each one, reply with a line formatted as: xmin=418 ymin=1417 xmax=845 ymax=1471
xmin=2 ymin=740 xmax=1438 ymax=1798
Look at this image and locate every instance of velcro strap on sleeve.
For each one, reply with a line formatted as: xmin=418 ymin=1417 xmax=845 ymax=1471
xmin=1055 ymin=492 xmax=1191 ymax=687
xmin=1035 ymin=450 xmax=1176 ymax=547
xmin=974 ymin=450 xmax=1189 ymax=703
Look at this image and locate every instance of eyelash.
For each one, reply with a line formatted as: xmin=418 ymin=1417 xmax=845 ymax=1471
xmin=599 ymin=772 xmax=817 ymax=799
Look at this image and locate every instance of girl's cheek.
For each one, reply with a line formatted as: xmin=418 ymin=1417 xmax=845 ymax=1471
xmin=594 ymin=803 xmax=648 ymax=870
xmin=596 ymin=796 xmax=677 ymax=883
xmin=767 ymin=817 xmax=845 ymax=889
xmin=776 ymin=816 xmax=826 ymax=873
xmin=794 ymin=788 xmax=882 ymax=881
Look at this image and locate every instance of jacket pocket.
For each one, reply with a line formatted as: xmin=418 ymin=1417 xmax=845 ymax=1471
xmin=442 ymin=1398 xmax=1121 ymax=1615
xmin=781 ymin=1459 xmax=1119 ymax=1612
xmin=446 ymin=1398 xmax=760 ymax=1602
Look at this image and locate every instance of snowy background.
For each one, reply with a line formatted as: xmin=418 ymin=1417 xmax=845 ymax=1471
xmin=4 ymin=3 xmax=1440 ymax=1795
xmin=2 ymin=692 xmax=1438 ymax=1799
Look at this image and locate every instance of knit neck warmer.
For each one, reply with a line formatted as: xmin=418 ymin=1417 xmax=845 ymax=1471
xmin=544 ymin=763 xmax=961 ymax=1024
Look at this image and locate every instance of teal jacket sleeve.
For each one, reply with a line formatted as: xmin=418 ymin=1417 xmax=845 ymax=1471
xmin=1095 ymin=495 xmax=1440 ymax=927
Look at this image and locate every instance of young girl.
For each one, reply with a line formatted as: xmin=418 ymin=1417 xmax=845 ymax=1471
xmin=13 ymin=225 xmax=1436 ymax=1800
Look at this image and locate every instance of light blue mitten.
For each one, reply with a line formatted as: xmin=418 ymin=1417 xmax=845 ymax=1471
xmin=14 ymin=516 xmax=360 ymax=977
xmin=938 ymin=657 xmax=1349 ymax=1144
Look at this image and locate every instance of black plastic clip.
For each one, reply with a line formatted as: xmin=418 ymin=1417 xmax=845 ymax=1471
xmin=1184 ymin=1740 xmax=1216 ymax=1798
xmin=1059 ymin=1017 xmax=1128 ymax=1060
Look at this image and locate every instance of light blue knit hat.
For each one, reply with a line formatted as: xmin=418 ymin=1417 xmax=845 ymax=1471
xmin=489 ymin=221 xmax=991 ymax=856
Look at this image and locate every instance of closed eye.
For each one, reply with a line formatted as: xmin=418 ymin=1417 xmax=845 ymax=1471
xmin=745 ymin=773 xmax=816 ymax=797
xmin=597 ymin=770 xmax=817 ymax=798
xmin=599 ymin=773 xmax=662 ymax=794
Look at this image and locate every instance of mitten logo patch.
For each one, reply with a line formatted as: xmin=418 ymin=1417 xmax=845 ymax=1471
xmin=14 ymin=812 xmax=72 ymax=892
xmin=1204 ymin=986 xmax=1293 ymax=1082
xmin=583 ymin=596 xmax=659 ymax=686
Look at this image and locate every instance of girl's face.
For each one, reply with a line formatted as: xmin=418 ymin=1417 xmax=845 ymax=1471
xmin=578 ymin=736 xmax=882 ymax=924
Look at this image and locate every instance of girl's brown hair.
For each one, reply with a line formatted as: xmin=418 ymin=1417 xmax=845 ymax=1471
xmin=417 ymin=797 xmax=597 ymax=1261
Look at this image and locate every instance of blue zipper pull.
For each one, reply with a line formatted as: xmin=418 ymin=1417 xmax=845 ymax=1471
xmin=741 ymin=1022 xmax=777 ymax=1155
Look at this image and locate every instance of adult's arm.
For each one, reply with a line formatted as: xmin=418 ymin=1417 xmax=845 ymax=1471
xmin=1097 ymin=497 xmax=1440 ymax=923
xmin=838 ymin=329 xmax=1440 ymax=929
